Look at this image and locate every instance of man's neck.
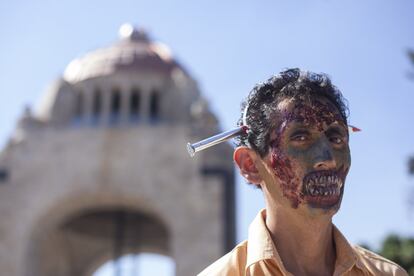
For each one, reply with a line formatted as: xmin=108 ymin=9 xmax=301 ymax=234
xmin=265 ymin=204 xmax=336 ymax=276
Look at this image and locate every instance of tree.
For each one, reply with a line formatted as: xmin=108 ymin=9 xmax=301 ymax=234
xmin=408 ymin=49 xmax=414 ymax=80
xmin=378 ymin=235 xmax=414 ymax=275
xmin=409 ymin=156 xmax=414 ymax=213
xmin=409 ymin=157 xmax=414 ymax=175
xmin=408 ymin=50 xmax=414 ymax=213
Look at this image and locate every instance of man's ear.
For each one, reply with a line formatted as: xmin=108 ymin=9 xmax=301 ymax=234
xmin=233 ymin=146 xmax=263 ymax=185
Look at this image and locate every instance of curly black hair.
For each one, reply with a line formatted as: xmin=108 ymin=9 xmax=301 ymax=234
xmin=237 ymin=68 xmax=349 ymax=157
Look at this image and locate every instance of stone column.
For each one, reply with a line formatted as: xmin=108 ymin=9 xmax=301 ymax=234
xmin=120 ymin=85 xmax=130 ymax=126
xmin=101 ymin=86 xmax=111 ymax=126
xmin=82 ymin=85 xmax=94 ymax=125
xmin=141 ymin=87 xmax=150 ymax=122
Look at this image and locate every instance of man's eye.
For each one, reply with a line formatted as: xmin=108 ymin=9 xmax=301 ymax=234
xmin=291 ymin=134 xmax=308 ymax=142
xmin=330 ymin=136 xmax=344 ymax=144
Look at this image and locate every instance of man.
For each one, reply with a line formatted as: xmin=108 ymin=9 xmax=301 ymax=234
xmin=198 ymin=68 xmax=408 ymax=275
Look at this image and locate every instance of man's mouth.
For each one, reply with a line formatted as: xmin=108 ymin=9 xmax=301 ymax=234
xmin=303 ymin=171 xmax=343 ymax=197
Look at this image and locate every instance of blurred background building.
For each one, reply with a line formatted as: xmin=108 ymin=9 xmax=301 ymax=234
xmin=0 ymin=24 xmax=235 ymax=276
xmin=1 ymin=1 xmax=414 ymax=275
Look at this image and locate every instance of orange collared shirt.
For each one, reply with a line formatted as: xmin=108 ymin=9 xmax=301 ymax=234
xmin=198 ymin=210 xmax=408 ymax=276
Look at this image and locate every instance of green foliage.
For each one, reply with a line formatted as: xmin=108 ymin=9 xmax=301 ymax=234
xmin=408 ymin=49 xmax=414 ymax=65
xmin=408 ymin=49 xmax=414 ymax=80
xmin=379 ymin=235 xmax=414 ymax=275
xmin=409 ymin=157 xmax=414 ymax=175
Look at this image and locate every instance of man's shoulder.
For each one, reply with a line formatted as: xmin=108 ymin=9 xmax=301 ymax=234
xmin=197 ymin=240 xmax=248 ymax=276
xmin=353 ymin=245 xmax=408 ymax=276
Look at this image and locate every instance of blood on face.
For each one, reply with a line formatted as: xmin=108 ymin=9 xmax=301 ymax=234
xmin=269 ymin=97 xmax=349 ymax=209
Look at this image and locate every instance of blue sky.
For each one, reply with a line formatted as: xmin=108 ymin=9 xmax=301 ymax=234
xmin=1 ymin=0 xmax=414 ymax=274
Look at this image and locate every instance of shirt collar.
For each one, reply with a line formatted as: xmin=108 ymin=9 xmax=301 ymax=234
xmin=245 ymin=209 xmax=369 ymax=275
xmin=246 ymin=209 xmax=289 ymax=273
xmin=332 ymin=224 xmax=358 ymax=274
xmin=332 ymin=225 xmax=371 ymax=275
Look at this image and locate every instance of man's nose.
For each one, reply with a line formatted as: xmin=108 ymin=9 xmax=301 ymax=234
xmin=313 ymin=139 xmax=337 ymax=170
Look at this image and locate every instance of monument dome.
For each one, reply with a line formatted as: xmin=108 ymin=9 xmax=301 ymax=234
xmin=63 ymin=23 xmax=187 ymax=84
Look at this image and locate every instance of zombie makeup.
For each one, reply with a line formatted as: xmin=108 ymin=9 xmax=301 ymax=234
xmin=269 ymin=97 xmax=351 ymax=210
xmin=301 ymin=166 xmax=349 ymax=209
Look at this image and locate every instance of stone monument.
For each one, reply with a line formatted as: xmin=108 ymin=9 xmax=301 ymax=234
xmin=0 ymin=24 xmax=235 ymax=276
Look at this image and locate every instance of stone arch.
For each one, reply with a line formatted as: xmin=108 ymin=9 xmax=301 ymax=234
xmin=24 ymin=192 xmax=172 ymax=276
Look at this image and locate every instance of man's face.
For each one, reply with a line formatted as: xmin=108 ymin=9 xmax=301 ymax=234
xmin=265 ymin=96 xmax=350 ymax=212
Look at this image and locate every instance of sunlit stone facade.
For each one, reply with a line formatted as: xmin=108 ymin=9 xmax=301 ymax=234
xmin=0 ymin=24 xmax=235 ymax=276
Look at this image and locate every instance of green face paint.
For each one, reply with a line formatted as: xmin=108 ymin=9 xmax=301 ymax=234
xmin=269 ymin=97 xmax=351 ymax=210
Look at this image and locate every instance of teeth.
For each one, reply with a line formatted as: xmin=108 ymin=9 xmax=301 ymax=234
xmin=306 ymin=174 xmax=343 ymax=197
